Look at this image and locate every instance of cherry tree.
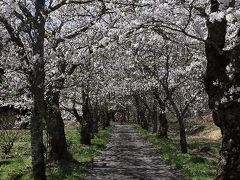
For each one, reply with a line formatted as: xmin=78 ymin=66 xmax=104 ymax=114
xmin=130 ymin=36 xmax=206 ymax=153
xmin=1 ymin=0 xmax=240 ymax=179
xmin=43 ymin=1 xmax=106 ymax=161
xmin=0 ymin=0 xmax=107 ymax=178
xmin=203 ymin=1 xmax=240 ymax=178
xmin=108 ymin=0 xmax=240 ymax=177
xmin=0 ymin=1 xmax=48 ymax=178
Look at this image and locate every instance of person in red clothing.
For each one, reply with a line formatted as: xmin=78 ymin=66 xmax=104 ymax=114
xmin=119 ymin=112 xmax=126 ymax=124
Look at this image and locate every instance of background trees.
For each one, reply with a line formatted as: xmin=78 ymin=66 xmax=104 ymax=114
xmin=1 ymin=0 xmax=240 ymax=179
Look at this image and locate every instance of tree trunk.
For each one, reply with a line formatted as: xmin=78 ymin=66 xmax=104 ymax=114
xmin=133 ymin=94 xmax=141 ymax=124
xmin=157 ymin=112 xmax=168 ymax=138
xmin=81 ymin=124 xmax=92 ymax=145
xmin=153 ymin=91 xmax=168 ymax=138
xmin=30 ymin=1 xmax=46 ymax=179
xmin=178 ymin=117 xmax=187 ymax=154
xmin=152 ymin=108 xmax=158 ymax=134
xmin=99 ymin=107 xmax=104 ymax=128
xmin=147 ymin=111 xmax=152 ymax=130
xmin=101 ymin=101 xmax=110 ymax=129
xmin=80 ymin=89 xmax=93 ymax=145
xmin=93 ymin=114 xmax=99 ymax=134
xmin=127 ymin=107 xmax=130 ymax=122
xmin=92 ymin=103 xmax=99 ymax=137
xmin=213 ymin=106 xmax=240 ymax=179
xmin=0 ymin=68 xmax=4 ymax=84
xmin=140 ymin=109 xmax=148 ymax=130
xmin=106 ymin=111 xmax=111 ymax=127
xmin=30 ymin=89 xmax=46 ymax=180
xmin=204 ymin=1 xmax=240 ymax=179
xmin=133 ymin=93 xmax=148 ymax=129
xmin=46 ymin=92 xmax=72 ymax=162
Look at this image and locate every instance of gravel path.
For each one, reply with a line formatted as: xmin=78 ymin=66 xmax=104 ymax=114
xmin=85 ymin=125 xmax=179 ymax=180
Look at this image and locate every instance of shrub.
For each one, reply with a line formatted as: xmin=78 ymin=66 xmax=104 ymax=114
xmin=0 ymin=119 xmax=20 ymax=156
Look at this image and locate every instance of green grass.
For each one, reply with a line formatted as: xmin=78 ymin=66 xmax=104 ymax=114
xmin=0 ymin=130 xmax=31 ymax=180
xmin=0 ymin=156 xmax=31 ymax=180
xmin=69 ymin=126 xmax=112 ymax=163
xmin=134 ymin=124 xmax=218 ymax=180
xmin=0 ymin=125 xmax=112 ymax=180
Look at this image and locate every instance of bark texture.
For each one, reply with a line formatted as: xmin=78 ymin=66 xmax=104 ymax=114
xmin=153 ymin=91 xmax=168 ymax=138
xmin=92 ymin=102 xmax=100 ymax=136
xmin=151 ymin=104 xmax=158 ymax=134
xmin=100 ymin=101 xmax=111 ymax=129
xmin=81 ymin=89 xmax=93 ymax=145
xmin=178 ymin=117 xmax=187 ymax=154
xmin=204 ymin=1 xmax=240 ymax=179
xmin=157 ymin=112 xmax=168 ymax=138
xmin=45 ymin=58 xmax=72 ymax=162
xmin=30 ymin=88 xmax=46 ymax=180
xmin=30 ymin=1 xmax=46 ymax=179
xmin=46 ymin=91 xmax=72 ymax=162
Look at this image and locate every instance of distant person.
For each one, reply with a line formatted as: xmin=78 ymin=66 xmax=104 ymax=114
xmin=119 ymin=112 xmax=126 ymax=124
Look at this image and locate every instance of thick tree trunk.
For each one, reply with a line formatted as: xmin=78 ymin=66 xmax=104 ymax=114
xmin=92 ymin=103 xmax=99 ymax=136
xmin=133 ymin=94 xmax=140 ymax=124
xmin=214 ymin=106 xmax=240 ymax=179
xmin=80 ymin=89 xmax=93 ymax=145
xmin=46 ymin=92 xmax=72 ymax=162
xmin=103 ymin=105 xmax=111 ymax=128
xmin=204 ymin=1 xmax=240 ymax=179
xmin=153 ymin=91 xmax=169 ymax=138
xmin=72 ymin=105 xmax=92 ymax=145
xmin=81 ymin=124 xmax=92 ymax=145
xmin=100 ymin=110 xmax=105 ymax=129
xmin=0 ymin=68 xmax=4 ymax=83
xmin=106 ymin=111 xmax=111 ymax=127
xmin=100 ymin=101 xmax=110 ymax=129
xmin=93 ymin=114 xmax=99 ymax=134
xmin=147 ymin=111 xmax=152 ymax=129
xmin=140 ymin=109 xmax=148 ymax=130
xmin=157 ymin=112 xmax=168 ymax=138
xmin=30 ymin=1 xmax=46 ymax=179
xmin=178 ymin=117 xmax=187 ymax=153
xmin=30 ymin=89 xmax=46 ymax=180
xmin=133 ymin=93 xmax=148 ymax=129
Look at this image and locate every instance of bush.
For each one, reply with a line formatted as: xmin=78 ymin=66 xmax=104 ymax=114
xmin=0 ymin=120 xmax=20 ymax=156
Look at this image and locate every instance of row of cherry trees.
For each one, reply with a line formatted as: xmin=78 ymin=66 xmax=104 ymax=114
xmin=0 ymin=1 xmax=114 ymax=179
xmin=102 ymin=26 xmax=208 ymax=153
xmin=1 ymin=0 xmax=240 ymax=179
xmin=103 ymin=1 xmax=240 ymax=178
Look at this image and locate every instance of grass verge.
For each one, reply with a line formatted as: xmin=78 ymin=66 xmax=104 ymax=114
xmin=0 ymin=125 xmax=112 ymax=180
xmin=134 ymin=124 xmax=218 ymax=180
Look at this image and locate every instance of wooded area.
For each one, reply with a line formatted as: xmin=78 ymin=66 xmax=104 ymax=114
xmin=0 ymin=0 xmax=240 ymax=179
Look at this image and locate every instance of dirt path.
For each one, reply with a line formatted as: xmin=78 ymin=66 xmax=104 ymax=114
xmin=85 ymin=125 xmax=179 ymax=180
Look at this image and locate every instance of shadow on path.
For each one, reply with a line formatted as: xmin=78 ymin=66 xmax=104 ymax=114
xmin=85 ymin=125 xmax=179 ymax=180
